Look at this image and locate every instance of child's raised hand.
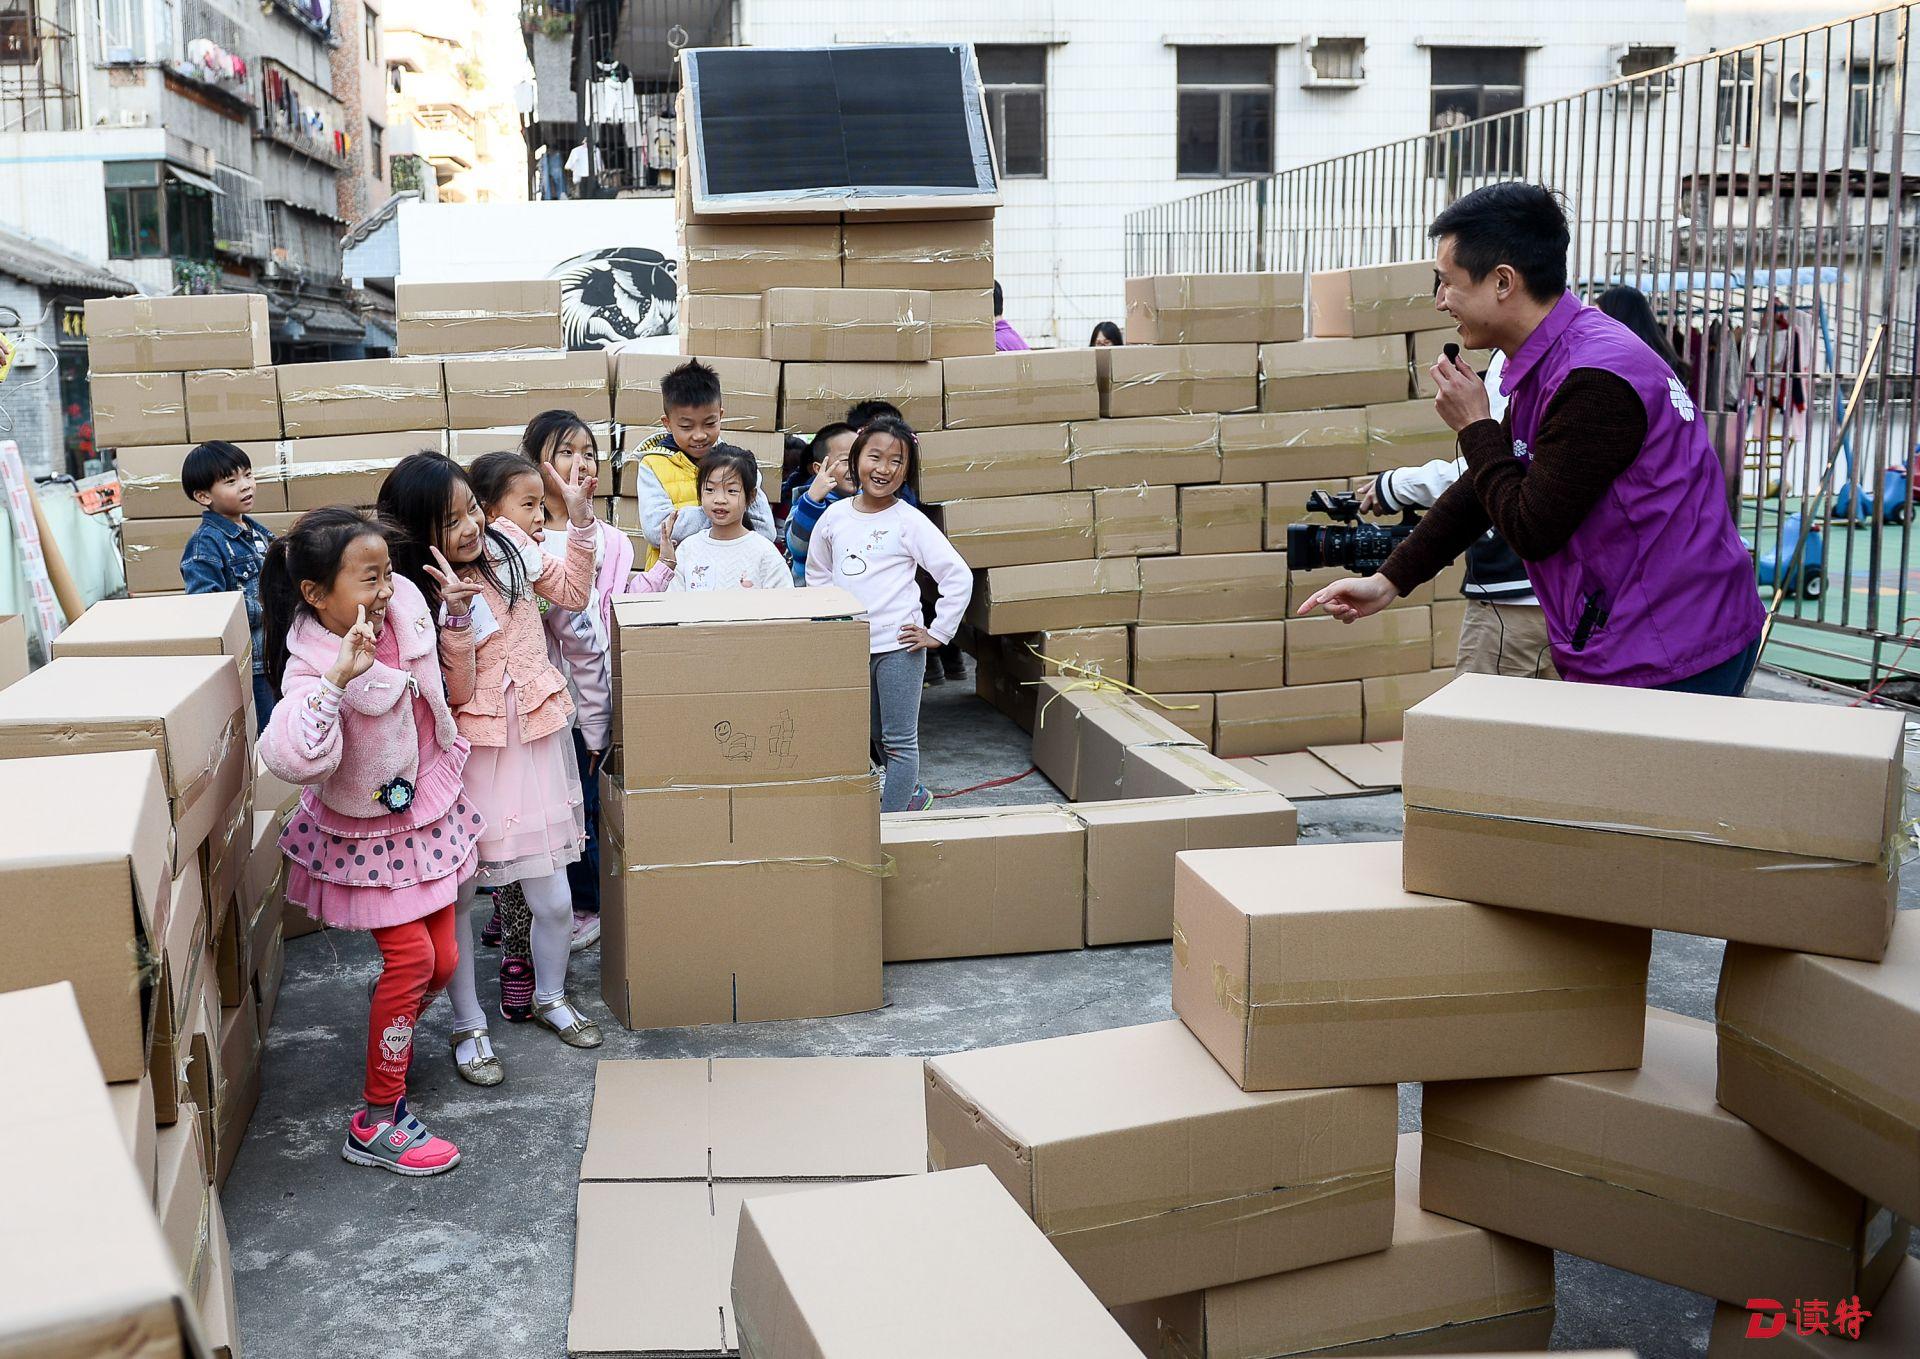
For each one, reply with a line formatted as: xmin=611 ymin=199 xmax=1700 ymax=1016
xmin=326 ymin=605 xmax=378 ymax=688
xmin=659 ymin=508 xmax=680 ymax=566
xmin=423 ymin=546 xmax=481 ymax=616
xmin=543 ymin=453 xmax=598 ymax=528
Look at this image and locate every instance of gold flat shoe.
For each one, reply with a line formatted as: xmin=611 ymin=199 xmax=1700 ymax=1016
xmin=450 ymin=1026 xmax=504 ymax=1086
xmin=533 ymin=997 xmax=602 ymax=1049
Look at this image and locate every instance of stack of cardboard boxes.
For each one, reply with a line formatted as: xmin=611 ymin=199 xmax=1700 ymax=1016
xmin=0 ymin=592 xmax=296 ymax=1358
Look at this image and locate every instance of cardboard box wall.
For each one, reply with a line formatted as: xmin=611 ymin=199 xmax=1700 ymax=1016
xmin=1076 ymin=793 xmax=1296 ymax=945
xmin=924 ymin=1021 xmax=1396 ymax=1306
xmin=880 ymin=806 xmax=1085 ymax=961
xmin=1117 ymin=742 xmax=1269 ymax=801
xmin=88 ymin=291 xmax=270 ymax=372
xmin=195 ymin=1195 xmax=240 ymax=1359
xmin=1178 ymin=484 xmax=1264 ymax=556
xmin=968 ymin=557 xmax=1141 ymax=635
xmin=1111 ymin=1132 xmax=1556 ymax=1359
xmin=1098 ymin=343 xmax=1258 ymax=419
xmin=443 ymin=351 xmax=612 ymax=428
xmin=1432 ymin=597 xmax=1466 ymax=669
xmin=0 ymin=612 xmax=26 ymax=690
xmin=108 ymin=1075 xmax=157 ymax=1202
xmin=680 ymin=292 xmax=764 ymax=359
xmin=681 ymin=222 xmax=842 ymax=293
xmin=942 ymin=349 xmax=1101 ymax=429
xmin=731 ymin=1166 xmax=1142 ymax=1359
xmin=215 ymin=991 xmax=261 ymax=1189
xmin=185 ymin=367 xmax=283 ymax=441
xmin=614 ymin=352 xmax=780 ymax=431
xmin=1139 ymin=553 xmax=1287 ymax=626
xmin=0 ymin=983 xmax=213 ymax=1359
xmin=1125 ymin=273 xmax=1306 ymax=346
xmin=93 ymin=371 xmax=190 ymax=447
xmin=1212 ymin=682 xmax=1363 ymax=757
xmin=1259 ymin=335 xmax=1407 ymax=412
xmin=1707 ymin=1258 xmax=1918 ymax=1358
xmin=281 ymin=429 xmax=447 ymax=511
xmin=1068 ymin=414 xmax=1220 ymax=491
xmin=154 ymin=1104 xmax=209 ymax=1292
xmin=152 ymin=849 xmax=210 ymax=1124
xmin=993 ymin=626 xmax=1131 ymax=688
xmin=1218 ymin=409 xmax=1370 ymax=485
xmin=55 ymin=593 xmax=252 ymax=692
xmin=780 ymin=360 xmax=943 ymax=433
xmin=277 ymin=358 xmax=447 ymax=438
xmin=1027 ymin=680 xmax=1197 ymax=804
xmin=1409 ymin=333 xmax=1496 ymax=398
xmin=1287 ymin=608 xmax=1432 ymax=685
xmin=1365 ymin=398 xmax=1457 ymax=472
xmin=1362 ymin=668 xmax=1454 ymax=743
xmin=447 ymin=422 xmax=615 ymax=489
xmin=116 ymin=441 xmax=287 ymax=519
xmin=1155 ymin=692 xmax=1214 ymax=747
xmin=1309 ymin=260 xmax=1450 ymax=338
xmin=843 ymin=218 xmax=995 ymax=291
xmin=915 ymin=423 xmax=1071 ymax=502
xmin=395 ymin=278 xmax=563 ymax=355
xmin=1173 ymin=840 xmax=1650 ymax=1090
xmin=930 ymin=287 xmax=996 ymax=358
xmin=1400 ymin=674 xmax=1903 ymax=960
xmin=1094 ymin=484 xmax=1178 ymax=558
xmin=1132 ymin=621 xmax=1288 ymax=694
xmin=1716 ymin=910 xmax=1920 ymax=1222
xmin=1421 ymin=1007 xmax=1912 ymax=1308
xmin=942 ymin=491 xmax=1095 ymax=569
xmin=762 ymin=287 xmax=933 ymax=363
xmin=123 ymin=512 xmax=301 ymax=595
xmin=1286 ymin=563 xmax=1433 ymax=617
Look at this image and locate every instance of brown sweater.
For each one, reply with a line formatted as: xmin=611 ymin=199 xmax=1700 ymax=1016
xmin=1379 ymin=368 xmax=1648 ymax=597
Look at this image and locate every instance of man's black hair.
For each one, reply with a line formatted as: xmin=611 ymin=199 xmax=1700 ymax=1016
xmin=845 ymin=400 xmax=902 ymax=430
xmin=660 ymin=359 xmax=723 ymax=413
xmin=182 ymin=441 xmax=251 ymax=501
xmin=697 ymin=443 xmax=759 ymax=500
xmin=1428 ymin=183 xmax=1570 ymax=302
xmin=992 ymin=280 xmax=1005 ymax=316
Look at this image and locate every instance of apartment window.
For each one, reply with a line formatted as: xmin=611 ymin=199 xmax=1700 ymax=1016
xmin=1618 ymin=45 xmax=1675 ymax=79
xmin=364 ymin=6 xmax=379 ymax=64
xmin=369 ymin=121 xmax=385 ymax=178
xmin=1716 ymin=53 xmax=1757 ymax=148
xmin=1849 ymin=62 xmax=1890 ymax=152
xmin=979 ymin=44 xmax=1046 ymax=179
xmin=1429 ymin=48 xmax=1525 ymax=176
xmin=104 ymin=161 xmax=213 ymax=260
xmin=1309 ymin=38 xmax=1365 ymax=84
xmin=1177 ymin=46 xmax=1273 ymax=177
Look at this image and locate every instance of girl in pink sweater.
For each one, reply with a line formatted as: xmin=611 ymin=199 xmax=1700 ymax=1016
xmin=378 ymin=451 xmax=602 ymax=1087
xmin=259 ymin=508 xmax=479 ymax=1175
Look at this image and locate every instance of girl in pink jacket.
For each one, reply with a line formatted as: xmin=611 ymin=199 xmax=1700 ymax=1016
xmin=378 ymin=451 xmax=602 ymax=1088
xmin=258 ymin=508 xmax=480 ymax=1176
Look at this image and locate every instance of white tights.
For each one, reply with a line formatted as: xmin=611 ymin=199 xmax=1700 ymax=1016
xmin=447 ymin=870 xmax=577 ymax=1045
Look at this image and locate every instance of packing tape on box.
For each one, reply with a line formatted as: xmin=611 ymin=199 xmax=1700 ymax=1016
xmin=1211 ymin=1295 xmax=1557 ymax=1359
xmin=1208 ymin=956 xmax=1646 ymax=1016
xmin=1717 ymin=1018 xmax=1920 ymax=1143
xmin=779 ymin=294 xmax=925 ymax=326
xmin=404 ymin=307 xmax=559 ymax=326
xmin=949 ymin=381 xmax=1087 ymax=414
xmin=449 ymin=376 xmax=608 ymax=400
xmin=1231 ymin=419 xmax=1369 ymax=451
xmin=689 ymin=241 xmax=838 ymax=264
xmin=1138 ymin=743 xmax=1259 ymax=793
xmin=1214 ymin=710 xmax=1342 ymax=732
xmin=281 ymin=382 xmax=441 ymax=408
xmin=172 ymin=708 xmax=246 ymax=820
xmin=280 ymin=456 xmax=414 ymax=480
xmin=1183 ymin=500 xmax=1266 ymax=530
xmin=1039 ymin=1161 xmax=1394 ymax=1238
xmin=623 ymin=852 xmax=893 ymax=878
xmin=1421 ymin=1117 xmax=1863 ymax=1246
xmin=1067 ymin=435 xmax=1219 ymax=463
xmin=1368 ymin=421 xmax=1453 ymax=445
xmin=850 ymin=238 xmax=993 ymax=266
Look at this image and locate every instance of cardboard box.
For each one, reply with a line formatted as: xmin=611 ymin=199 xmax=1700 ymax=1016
xmin=197 ymin=1195 xmax=240 ymax=1357
xmin=254 ymin=746 xmax=300 ymax=819
xmin=395 ymin=278 xmax=563 ymax=354
xmin=925 ymin=1021 xmax=1396 ymax=1305
xmin=880 ymin=806 xmax=1085 ymax=960
xmin=680 ymin=292 xmax=764 ymax=359
xmin=942 ymin=492 xmax=1094 ymax=569
xmin=443 ymin=351 xmax=611 ymax=429
xmin=154 ymin=1104 xmax=209 ymax=1290
xmin=0 ymin=984 xmax=203 ymax=1355
xmin=1093 ymin=484 xmax=1177 ymax=558
xmin=254 ymin=920 xmax=288 ymax=1031
xmin=1409 ymin=333 xmax=1496 ymax=397
xmin=941 ymin=349 xmax=1101 ymax=429
xmin=1177 ymin=484 xmax=1264 ymax=556
xmin=1213 ymin=682 xmax=1363 ymax=757
xmin=1259 ymin=335 xmax=1408 ymax=412
xmin=916 ymin=423 xmax=1071 ymax=502
xmin=1287 ymin=608 xmax=1432 ymax=685
xmin=1001 ymin=626 xmax=1130 ymax=686
xmin=91 ymin=371 xmax=189 ymax=447
xmin=1434 ymin=554 xmax=1467 ymax=601
xmin=1218 ymin=409 xmax=1369 ymax=485
xmin=1401 ymin=674 xmax=1904 ymax=960
xmin=1174 ymin=840 xmax=1651 ymax=1089
xmin=277 ymin=358 xmax=446 ymax=437
xmin=1067 ymin=414 xmax=1220 ymax=491
xmin=1027 ymin=682 xmax=1194 ymax=803
xmin=447 ymin=423 xmax=615 ymax=490
xmin=1365 ymin=398 xmax=1456 ymax=472
xmin=282 ymin=429 xmax=446 ymax=510
xmin=1154 ymin=692 xmax=1214 ymax=746
xmin=1432 ymin=597 xmax=1465 ymax=668
xmin=1131 ymin=621 xmax=1288 ymax=693
xmin=843 ymin=218 xmax=995 ymax=291
xmin=115 ymin=440 xmax=285 ymax=519
xmin=1139 ymin=553 xmax=1287 ymax=626
xmin=1708 ymin=1258 xmax=1918 ymax=1357
xmin=1717 ymin=911 xmax=1920 ymax=1223
xmin=1112 ymin=1132 xmax=1556 ymax=1359
xmin=55 ymin=592 xmax=253 ymax=699
xmin=1125 ymin=273 xmax=1306 ymax=346
xmin=1120 ymin=743 xmax=1270 ymax=800
xmin=682 ymin=222 xmax=842 ymax=293
xmin=762 ymin=287 xmax=933 ymax=363
xmin=613 ymin=352 xmax=780 ymax=431
xmin=0 ymin=612 xmax=25 ymax=690
xmin=87 ymin=291 xmax=270 ymax=371
xmin=1362 ymin=668 xmax=1454 ymax=742
xmin=731 ymin=1165 xmax=1153 ymax=1357
xmin=1075 ymin=794 xmax=1296 ymax=945
xmin=1286 ymin=562 xmax=1431 ymax=615
xmin=967 ymin=558 xmax=1141 ymax=635
xmin=570 ymin=1056 xmax=927 ymax=1357
xmin=185 ymin=366 xmax=283 ymax=441
xmin=0 ymin=653 xmax=245 ymax=851
xmin=930 ymin=287 xmax=995 ymax=358
xmin=1422 ymin=1008 xmax=1912 ymax=1307
xmin=151 ymin=849 xmax=208 ymax=1124
xmin=214 ymin=992 xmax=261 ymax=1189
xmin=779 ymin=361 xmax=943 ymax=433
xmin=1097 ymin=343 xmax=1259 ymax=418
xmin=1310 ymin=260 xmax=1449 ymax=338
xmin=121 ymin=512 xmax=284 ymax=595
xmin=107 ymin=1075 xmax=157 ymax=1203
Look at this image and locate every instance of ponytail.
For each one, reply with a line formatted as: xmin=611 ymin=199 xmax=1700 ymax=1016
xmin=259 ymin=536 xmax=301 ymax=695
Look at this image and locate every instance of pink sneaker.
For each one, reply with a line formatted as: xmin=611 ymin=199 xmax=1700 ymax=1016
xmin=342 ymin=1098 xmax=461 ymax=1176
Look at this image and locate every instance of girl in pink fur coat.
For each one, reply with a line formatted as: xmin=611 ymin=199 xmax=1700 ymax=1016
xmin=258 ymin=508 xmax=481 ymax=1176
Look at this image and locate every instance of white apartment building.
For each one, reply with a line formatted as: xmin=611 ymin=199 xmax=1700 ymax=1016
xmin=729 ymin=1 xmax=1693 ymax=346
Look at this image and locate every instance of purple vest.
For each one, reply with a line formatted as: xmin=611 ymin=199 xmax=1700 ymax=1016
xmin=1502 ymin=293 xmax=1763 ymax=686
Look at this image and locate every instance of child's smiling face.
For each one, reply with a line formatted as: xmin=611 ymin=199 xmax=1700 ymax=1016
xmin=489 ymin=469 xmax=547 ymax=542
xmin=439 ymin=480 xmax=487 ymax=565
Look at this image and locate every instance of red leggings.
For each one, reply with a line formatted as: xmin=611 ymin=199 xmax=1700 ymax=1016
xmin=366 ymin=904 xmax=460 ymax=1107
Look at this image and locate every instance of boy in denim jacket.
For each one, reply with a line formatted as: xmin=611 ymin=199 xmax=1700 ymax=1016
xmin=179 ymin=441 xmax=277 ymax=727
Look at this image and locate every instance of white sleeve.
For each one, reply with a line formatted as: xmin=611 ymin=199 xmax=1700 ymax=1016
xmin=1373 ymin=456 xmax=1467 ymax=512
xmin=756 ymin=537 xmax=795 ymax=589
xmin=804 ymin=505 xmax=836 ymax=587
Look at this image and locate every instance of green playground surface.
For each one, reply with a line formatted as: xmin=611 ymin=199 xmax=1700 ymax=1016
xmin=1744 ymin=500 xmax=1920 ymax=684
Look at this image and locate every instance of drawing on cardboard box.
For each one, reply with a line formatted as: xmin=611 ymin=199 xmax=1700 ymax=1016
xmin=553 ymin=247 xmax=679 ymax=348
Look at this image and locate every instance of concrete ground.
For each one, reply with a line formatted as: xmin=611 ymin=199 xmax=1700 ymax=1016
xmin=227 ymin=665 xmax=1918 ymax=1358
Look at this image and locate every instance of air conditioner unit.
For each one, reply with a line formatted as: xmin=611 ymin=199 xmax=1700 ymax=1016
xmin=1780 ymin=70 xmax=1821 ymax=105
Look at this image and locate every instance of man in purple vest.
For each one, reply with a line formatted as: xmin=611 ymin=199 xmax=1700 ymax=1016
xmin=1300 ymin=183 xmax=1765 ymax=695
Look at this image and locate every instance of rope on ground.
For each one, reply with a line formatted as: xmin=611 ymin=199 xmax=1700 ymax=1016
xmin=935 ymin=766 xmax=1039 ymax=799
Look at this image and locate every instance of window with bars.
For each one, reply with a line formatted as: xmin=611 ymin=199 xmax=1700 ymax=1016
xmin=1428 ymin=47 xmax=1525 ymax=177
xmin=1176 ymin=45 xmax=1273 ymax=177
xmin=979 ymin=43 xmax=1045 ymax=179
xmin=104 ymin=161 xmax=213 ymax=260
xmin=1716 ymin=53 xmax=1757 ymax=149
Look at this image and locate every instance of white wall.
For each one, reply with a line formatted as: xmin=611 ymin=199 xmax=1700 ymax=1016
xmin=736 ymin=1 xmax=1689 ymax=345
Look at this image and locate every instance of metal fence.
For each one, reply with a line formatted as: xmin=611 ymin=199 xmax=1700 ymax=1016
xmin=1126 ymin=4 xmax=1920 ymax=692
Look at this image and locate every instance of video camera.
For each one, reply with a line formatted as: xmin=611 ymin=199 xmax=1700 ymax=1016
xmin=1285 ymin=490 xmax=1421 ymax=576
